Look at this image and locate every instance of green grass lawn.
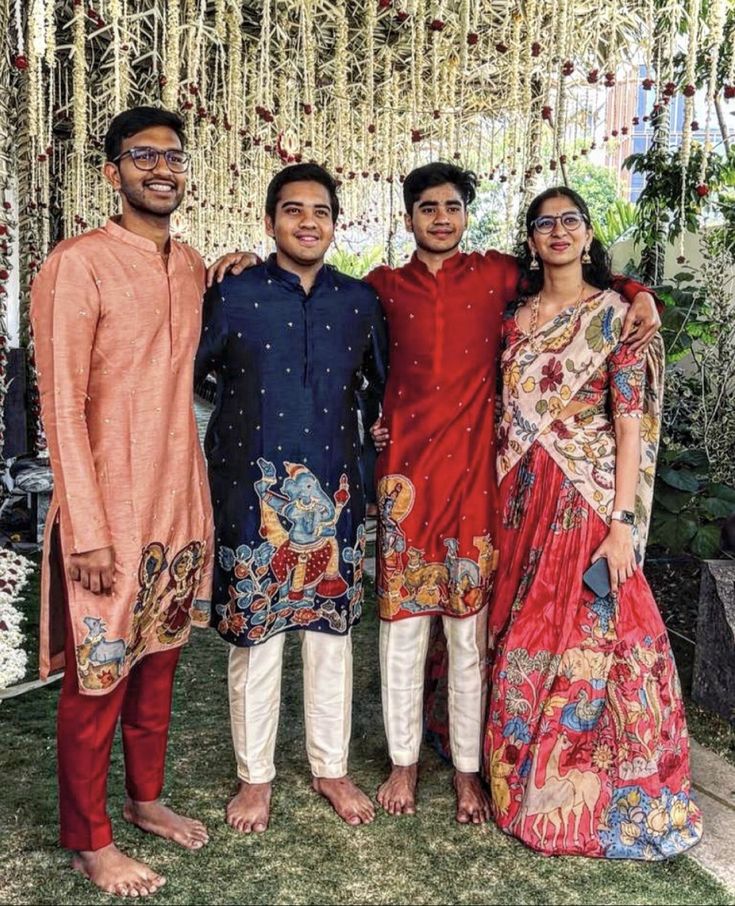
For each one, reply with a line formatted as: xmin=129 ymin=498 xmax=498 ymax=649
xmin=0 ymin=579 xmax=733 ymax=906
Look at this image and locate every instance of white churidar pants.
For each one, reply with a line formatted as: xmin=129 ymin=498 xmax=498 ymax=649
xmin=379 ymin=609 xmax=488 ymax=773
xmin=228 ymin=629 xmax=352 ymax=784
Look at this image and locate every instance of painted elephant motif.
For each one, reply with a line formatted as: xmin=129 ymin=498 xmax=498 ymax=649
xmin=255 ymin=458 xmax=349 ymax=603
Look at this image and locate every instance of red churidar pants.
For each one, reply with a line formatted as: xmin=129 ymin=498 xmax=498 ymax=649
xmin=56 ymin=603 xmax=181 ymax=851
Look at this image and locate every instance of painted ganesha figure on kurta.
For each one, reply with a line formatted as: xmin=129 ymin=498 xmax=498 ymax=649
xmin=376 ymin=473 xmax=498 ymax=618
xmin=216 ymin=459 xmax=362 ymax=644
xmin=256 ymin=458 xmax=350 ymax=603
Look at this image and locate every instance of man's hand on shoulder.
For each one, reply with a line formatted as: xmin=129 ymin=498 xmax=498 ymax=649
xmin=205 ymin=251 xmax=260 ymax=288
xmin=621 ymin=291 xmax=661 ymax=352
xmin=68 ymin=546 xmax=116 ymax=595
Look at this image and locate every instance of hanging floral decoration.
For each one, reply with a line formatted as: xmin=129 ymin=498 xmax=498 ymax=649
xmin=0 ymin=548 xmax=35 ymax=692
xmin=0 ymin=0 xmax=728 ymax=258
xmin=0 ymin=0 xmax=732 ymax=451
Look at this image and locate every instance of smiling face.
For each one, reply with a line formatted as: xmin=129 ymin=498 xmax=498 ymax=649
xmin=405 ymin=182 xmax=468 ymax=256
xmin=265 ymin=180 xmax=335 ymax=269
xmin=528 ymin=195 xmax=592 ymax=270
xmin=104 ymin=125 xmax=186 ymax=218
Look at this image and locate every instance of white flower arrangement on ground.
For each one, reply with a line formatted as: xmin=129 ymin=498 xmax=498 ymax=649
xmin=0 ymin=548 xmax=35 ymax=691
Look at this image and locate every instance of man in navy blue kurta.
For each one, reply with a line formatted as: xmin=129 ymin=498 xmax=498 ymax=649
xmin=195 ymin=164 xmax=386 ymax=832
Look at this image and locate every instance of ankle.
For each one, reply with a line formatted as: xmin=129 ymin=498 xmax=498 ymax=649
xmin=391 ymin=762 xmax=418 ymax=774
xmin=125 ymin=796 xmax=160 ymax=811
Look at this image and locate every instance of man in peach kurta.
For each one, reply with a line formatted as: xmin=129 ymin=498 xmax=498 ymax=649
xmin=31 ymin=107 xmax=213 ymax=898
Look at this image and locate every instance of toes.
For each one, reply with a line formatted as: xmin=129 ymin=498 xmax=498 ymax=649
xmin=140 ymin=872 xmax=165 ymax=889
xmin=253 ymin=820 xmax=268 ymax=833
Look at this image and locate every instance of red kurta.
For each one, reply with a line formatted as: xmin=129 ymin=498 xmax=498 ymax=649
xmin=366 ymin=251 xmax=517 ymax=621
xmin=366 ymin=253 xmax=653 ymax=625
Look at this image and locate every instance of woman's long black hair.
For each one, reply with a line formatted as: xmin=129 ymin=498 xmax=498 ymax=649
xmin=516 ymin=186 xmax=614 ymax=298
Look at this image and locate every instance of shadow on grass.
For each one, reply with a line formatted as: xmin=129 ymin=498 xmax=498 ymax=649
xmin=0 ymin=580 xmax=731 ymax=905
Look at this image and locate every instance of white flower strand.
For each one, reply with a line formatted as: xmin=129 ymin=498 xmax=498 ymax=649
xmin=0 ymin=550 xmax=36 ymax=693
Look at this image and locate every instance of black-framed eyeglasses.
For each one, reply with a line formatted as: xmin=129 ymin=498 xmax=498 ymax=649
xmin=113 ymin=147 xmax=190 ymax=173
xmin=531 ymin=211 xmax=588 ymax=233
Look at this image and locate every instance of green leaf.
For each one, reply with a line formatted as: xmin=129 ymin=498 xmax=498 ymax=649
xmin=690 ymin=525 xmax=723 ymax=559
xmin=667 ymin=516 xmax=699 ymax=552
xmin=672 ymin=272 xmax=695 ymax=282
xmin=659 ymin=467 xmax=701 ymax=493
xmin=671 ymin=448 xmax=709 ymax=469
xmin=701 ymin=497 xmax=735 ymax=520
xmin=707 ymin=483 xmax=735 ymax=504
xmin=654 ymin=485 xmax=694 ymax=514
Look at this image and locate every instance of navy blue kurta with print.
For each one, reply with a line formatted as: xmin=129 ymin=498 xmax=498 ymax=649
xmin=195 ymin=255 xmax=387 ymax=647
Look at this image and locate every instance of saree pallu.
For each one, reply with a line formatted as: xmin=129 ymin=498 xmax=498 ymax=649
xmin=484 ymin=291 xmax=702 ymax=859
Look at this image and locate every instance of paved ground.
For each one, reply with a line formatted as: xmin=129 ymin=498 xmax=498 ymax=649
xmin=688 ymin=740 xmax=735 ymax=892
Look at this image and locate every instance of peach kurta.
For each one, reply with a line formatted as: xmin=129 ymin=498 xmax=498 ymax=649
xmin=31 ymin=218 xmax=213 ymax=695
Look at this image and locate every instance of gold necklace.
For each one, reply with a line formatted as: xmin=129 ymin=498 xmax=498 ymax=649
xmin=527 ymin=287 xmax=586 ymax=353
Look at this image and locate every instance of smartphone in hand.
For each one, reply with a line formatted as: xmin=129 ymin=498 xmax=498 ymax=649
xmin=582 ymin=550 xmax=641 ymax=598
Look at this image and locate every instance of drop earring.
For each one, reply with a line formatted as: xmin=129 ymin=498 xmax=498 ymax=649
xmin=529 ymin=248 xmax=540 ymax=271
xmin=582 ymin=243 xmax=592 ymax=264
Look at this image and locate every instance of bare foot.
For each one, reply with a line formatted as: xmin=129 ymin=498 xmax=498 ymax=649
xmin=454 ymin=770 xmax=491 ymax=825
xmin=377 ymin=763 xmax=418 ymax=816
xmin=71 ymin=842 xmax=166 ymax=897
xmin=226 ymin=781 xmax=272 ymax=834
xmin=312 ymin=775 xmax=375 ymax=826
xmin=123 ymin=797 xmax=209 ymax=850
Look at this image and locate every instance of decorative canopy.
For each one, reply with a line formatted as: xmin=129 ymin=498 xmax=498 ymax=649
xmin=2 ymin=1 xmax=732 ymax=255
xmin=0 ymin=0 xmax=733 ymax=452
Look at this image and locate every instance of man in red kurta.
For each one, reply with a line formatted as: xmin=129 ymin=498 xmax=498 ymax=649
xmin=31 ymin=107 xmax=213 ymax=898
xmin=366 ymin=162 xmax=660 ymax=823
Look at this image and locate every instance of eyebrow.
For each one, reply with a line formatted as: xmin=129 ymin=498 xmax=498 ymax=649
xmin=278 ymin=200 xmax=332 ymax=212
xmin=416 ymin=199 xmax=463 ymax=209
xmin=537 ymin=209 xmax=582 ymax=217
xmin=128 ymin=145 xmax=184 ymax=151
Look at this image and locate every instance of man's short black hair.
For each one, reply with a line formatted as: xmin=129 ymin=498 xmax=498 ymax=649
xmin=265 ymin=163 xmax=340 ymax=222
xmin=104 ymin=106 xmax=185 ymax=162
xmin=403 ymin=161 xmax=478 ymax=213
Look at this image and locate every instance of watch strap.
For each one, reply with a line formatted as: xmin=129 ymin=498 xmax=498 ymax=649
xmin=611 ymin=509 xmax=635 ymax=525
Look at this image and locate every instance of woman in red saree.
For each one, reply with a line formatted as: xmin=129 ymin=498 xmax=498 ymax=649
xmin=483 ymin=187 xmax=702 ymax=859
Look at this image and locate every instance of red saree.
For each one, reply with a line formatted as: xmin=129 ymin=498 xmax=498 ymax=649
xmin=484 ymin=291 xmax=702 ymax=859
